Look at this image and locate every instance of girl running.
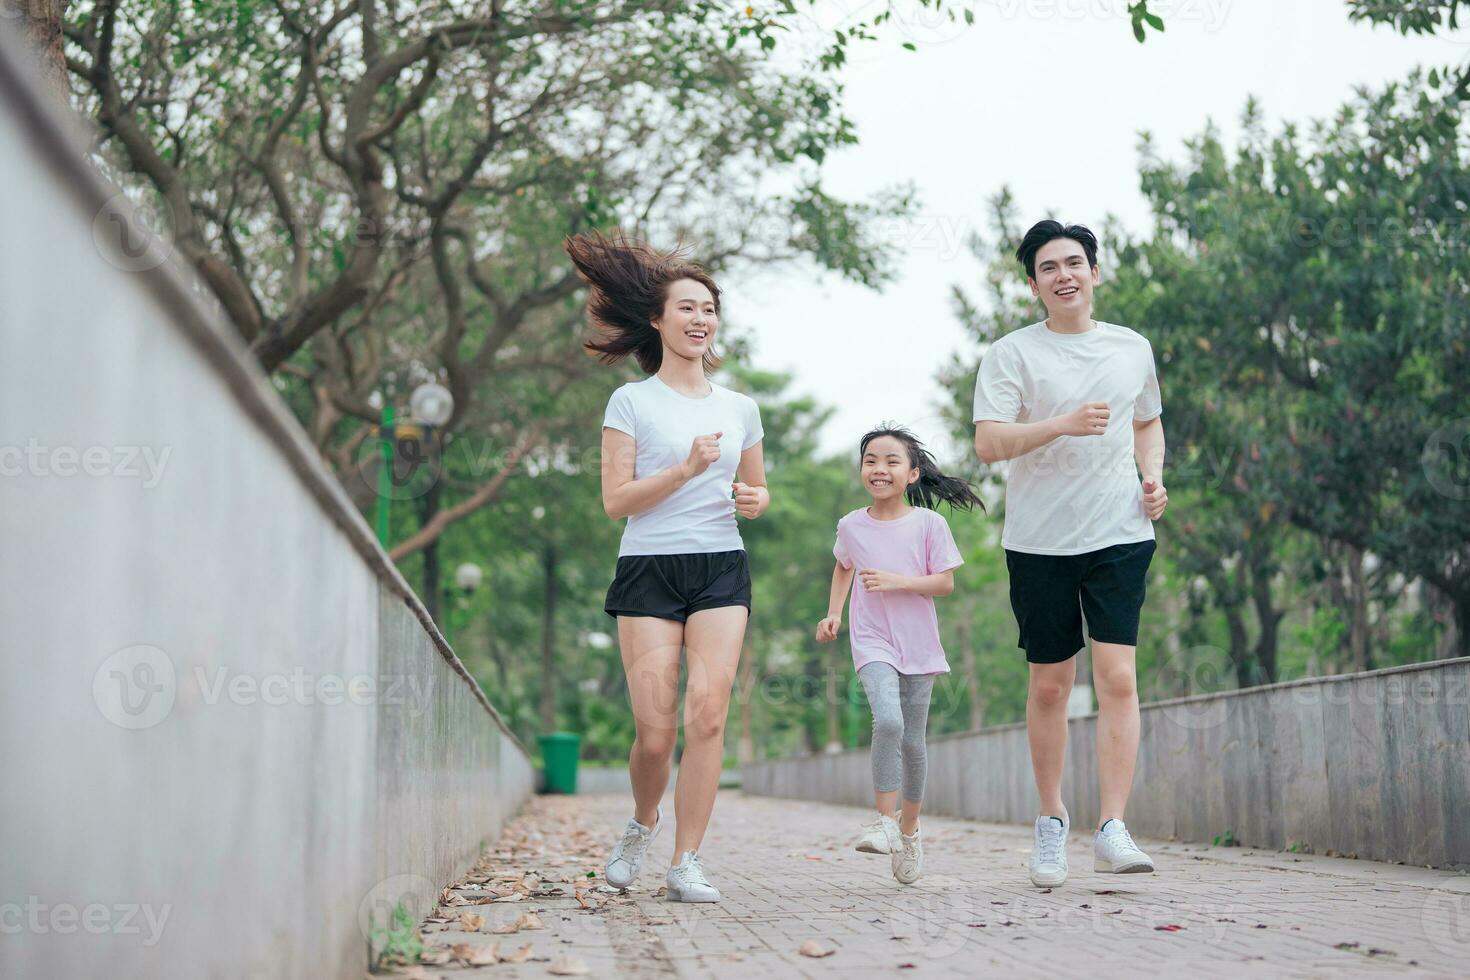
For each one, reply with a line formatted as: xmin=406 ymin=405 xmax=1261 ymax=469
xmin=567 ymin=231 xmax=768 ymax=904
xmin=815 ymin=425 xmax=983 ymax=884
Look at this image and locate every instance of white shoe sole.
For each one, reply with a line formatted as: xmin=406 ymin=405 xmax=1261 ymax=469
xmin=856 ymin=840 xmax=890 ymax=854
xmin=1095 ymin=857 xmax=1154 ymax=874
xmin=1029 ymin=868 xmax=1067 ymax=888
xmin=665 ymin=884 xmax=720 ymax=903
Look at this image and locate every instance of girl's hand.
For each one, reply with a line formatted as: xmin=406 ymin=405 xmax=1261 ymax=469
xmin=1142 ymin=478 xmax=1168 ymax=520
xmin=859 ymin=569 xmax=909 ymax=593
xmin=732 ymin=481 xmax=764 ymax=518
xmin=682 ymin=432 xmax=723 ymax=480
xmin=815 ymin=615 xmax=841 ymax=643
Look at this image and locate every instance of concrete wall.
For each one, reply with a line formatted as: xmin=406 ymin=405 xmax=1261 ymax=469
xmin=0 ymin=42 xmax=533 ymax=979
xmin=744 ymin=658 xmax=1470 ymax=869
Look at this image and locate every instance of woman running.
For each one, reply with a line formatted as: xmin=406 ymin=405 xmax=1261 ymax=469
xmin=566 ymin=231 xmax=768 ymax=903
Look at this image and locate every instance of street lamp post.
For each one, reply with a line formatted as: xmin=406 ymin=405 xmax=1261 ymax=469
xmin=373 ymin=382 xmax=454 ymax=549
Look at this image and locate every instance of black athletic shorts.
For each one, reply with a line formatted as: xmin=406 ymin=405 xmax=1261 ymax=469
xmin=1005 ymin=539 xmax=1156 ymax=664
xmin=603 ymin=550 xmax=752 ymax=623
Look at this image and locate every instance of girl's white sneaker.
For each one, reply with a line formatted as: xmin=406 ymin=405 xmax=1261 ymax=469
xmin=666 ymin=850 xmax=721 ymax=903
xmin=604 ymin=807 xmax=661 ymax=889
xmin=1094 ymin=819 xmax=1155 ymax=874
xmin=892 ymin=825 xmax=922 ymax=884
xmin=856 ymin=817 xmax=894 ymax=854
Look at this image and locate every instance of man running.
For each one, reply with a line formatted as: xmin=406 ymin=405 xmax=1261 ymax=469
xmin=972 ymin=220 xmax=1168 ymax=887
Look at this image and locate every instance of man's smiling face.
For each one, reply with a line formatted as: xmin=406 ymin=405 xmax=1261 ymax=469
xmin=1029 ymin=236 xmax=1100 ymax=318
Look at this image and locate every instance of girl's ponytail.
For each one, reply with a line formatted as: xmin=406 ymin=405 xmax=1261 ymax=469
xmin=859 ymin=424 xmax=987 ymax=513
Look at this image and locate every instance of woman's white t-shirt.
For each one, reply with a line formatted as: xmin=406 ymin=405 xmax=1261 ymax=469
xmin=603 ymin=375 xmax=764 ymax=556
xmin=972 ymin=320 xmax=1162 ymax=556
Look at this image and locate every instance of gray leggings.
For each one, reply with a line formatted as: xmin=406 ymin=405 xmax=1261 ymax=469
xmin=857 ymin=662 xmax=935 ymax=803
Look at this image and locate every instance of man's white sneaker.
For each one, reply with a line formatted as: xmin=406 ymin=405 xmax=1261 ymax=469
xmin=1094 ymin=819 xmax=1154 ymax=874
xmin=856 ymin=816 xmax=895 ymax=854
xmin=666 ymin=850 xmax=721 ymax=903
xmin=604 ymin=807 xmax=661 ymax=889
xmin=1029 ymin=811 xmax=1069 ymax=887
xmin=893 ymin=825 xmax=922 ymax=884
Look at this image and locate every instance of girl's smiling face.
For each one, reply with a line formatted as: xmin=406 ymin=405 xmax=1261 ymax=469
xmin=861 ymin=435 xmax=918 ymax=502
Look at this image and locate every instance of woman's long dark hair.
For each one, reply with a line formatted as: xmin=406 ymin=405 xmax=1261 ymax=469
xmin=565 ymin=230 xmax=722 ymax=374
xmin=859 ymin=424 xmax=986 ymax=513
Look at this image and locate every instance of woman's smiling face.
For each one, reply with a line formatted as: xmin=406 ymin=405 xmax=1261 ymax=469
xmin=653 ymin=278 xmax=718 ymax=363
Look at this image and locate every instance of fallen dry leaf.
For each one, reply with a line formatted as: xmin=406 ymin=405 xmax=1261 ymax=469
xmin=466 ymin=943 xmax=499 ymax=966
xmin=548 ymin=955 xmax=590 ymax=976
xmin=504 ymin=943 xmax=535 ymax=964
xmin=1154 ymin=924 xmax=1185 ymax=932
xmin=491 ymin=921 xmax=521 ymax=935
xmin=515 ymin=911 xmax=544 ymax=931
xmin=574 ymin=891 xmax=592 ymax=910
xmin=459 ymin=912 xmax=485 ymax=932
xmin=419 ymin=946 xmax=452 ymax=965
xmin=798 ymin=940 xmax=834 ymax=958
xmin=450 ymin=943 xmax=476 ymax=964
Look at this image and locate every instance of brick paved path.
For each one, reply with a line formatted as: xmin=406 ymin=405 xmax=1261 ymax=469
xmin=396 ymin=790 xmax=1470 ymax=978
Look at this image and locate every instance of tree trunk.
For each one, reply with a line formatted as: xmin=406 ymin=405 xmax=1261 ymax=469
xmin=540 ymin=541 xmax=558 ymax=733
xmin=419 ymin=479 xmax=442 ymax=623
xmin=1224 ymin=603 xmax=1252 ymax=689
xmin=486 ymin=628 xmax=509 ymax=694
xmin=1248 ymin=561 xmax=1282 ymax=685
xmin=1457 ymin=594 xmax=1470 ymax=661
xmin=18 ymin=1 xmax=70 ymax=107
xmin=737 ymin=640 xmax=756 ymax=764
xmin=1346 ymin=544 xmax=1373 ymax=672
xmin=1424 ymin=579 xmax=1465 ymax=660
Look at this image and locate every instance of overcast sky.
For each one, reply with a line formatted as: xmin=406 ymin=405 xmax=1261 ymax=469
xmin=721 ymin=0 xmax=1465 ymax=461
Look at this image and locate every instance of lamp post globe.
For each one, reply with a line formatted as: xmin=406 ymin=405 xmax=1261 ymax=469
xmin=454 ymin=562 xmax=483 ymax=592
xmin=410 ymin=382 xmax=454 ymax=427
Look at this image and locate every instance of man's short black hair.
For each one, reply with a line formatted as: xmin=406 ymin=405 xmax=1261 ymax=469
xmin=1016 ymin=220 xmax=1100 ymax=280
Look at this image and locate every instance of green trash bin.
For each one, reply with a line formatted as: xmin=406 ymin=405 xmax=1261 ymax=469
xmin=538 ymin=732 xmax=581 ymax=794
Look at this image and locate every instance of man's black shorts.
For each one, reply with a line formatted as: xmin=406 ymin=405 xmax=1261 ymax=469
xmin=1004 ymin=539 xmax=1156 ymax=664
xmin=604 ymin=550 xmax=752 ymax=623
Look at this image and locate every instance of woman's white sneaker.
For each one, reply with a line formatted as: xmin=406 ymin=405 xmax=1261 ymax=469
xmin=604 ymin=807 xmax=661 ymax=889
xmin=1094 ymin=819 xmax=1154 ymax=874
xmin=1029 ymin=811 xmax=1069 ymax=887
xmin=856 ymin=816 xmax=894 ymax=854
xmin=893 ymin=825 xmax=923 ymax=884
xmin=666 ymin=850 xmax=721 ymax=903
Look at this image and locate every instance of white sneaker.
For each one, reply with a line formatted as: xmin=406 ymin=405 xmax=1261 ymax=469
xmin=666 ymin=850 xmax=721 ymax=903
xmin=856 ymin=815 xmax=897 ymax=854
xmin=1094 ymin=819 xmax=1154 ymax=874
xmin=1029 ymin=811 xmax=1069 ymax=887
xmin=604 ymin=807 xmax=661 ymax=889
xmin=893 ymin=824 xmax=922 ymax=884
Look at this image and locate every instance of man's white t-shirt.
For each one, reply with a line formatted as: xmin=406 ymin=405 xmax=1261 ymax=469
xmin=603 ymin=375 xmax=764 ymax=556
xmin=972 ymin=320 xmax=1162 ymax=556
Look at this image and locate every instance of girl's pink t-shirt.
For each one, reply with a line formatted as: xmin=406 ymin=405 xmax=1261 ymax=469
xmin=833 ymin=506 xmax=964 ymax=676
